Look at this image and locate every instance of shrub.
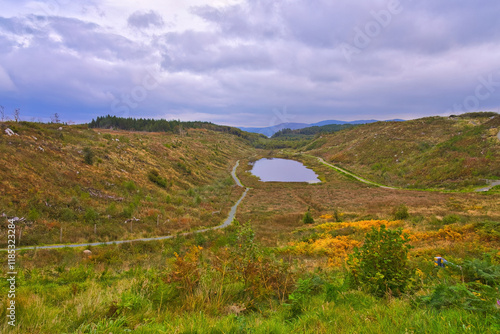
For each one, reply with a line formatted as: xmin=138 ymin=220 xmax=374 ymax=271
xmin=147 ymin=169 xmax=167 ymax=188
xmin=419 ymin=282 xmax=499 ymax=313
xmin=303 ymin=211 xmax=314 ymax=224
xmin=83 ymin=147 xmax=94 ymax=165
xmin=347 ymin=225 xmax=415 ymax=297
xmin=122 ymin=204 xmax=134 ymax=218
xmin=393 ymin=204 xmax=409 ymax=220
xmin=442 ymin=214 xmax=461 ymax=225
xmin=28 ymin=207 xmax=41 ymax=221
xmin=84 ymin=208 xmax=99 ymax=223
xmin=122 ymin=180 xmax=137 ymax=192
xmin=459 ymin=257 xmax=500 ymax=287
xmin=59 ymin=208 xmax=76 ymax=222
xmin=287 ymin=278 xmax=313 ymax=318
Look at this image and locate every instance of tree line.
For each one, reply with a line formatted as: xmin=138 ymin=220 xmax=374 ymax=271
xmin=88 ymin=115 xmax=265 ymax=142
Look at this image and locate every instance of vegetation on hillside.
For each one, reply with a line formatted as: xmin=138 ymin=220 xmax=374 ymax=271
xmin=272 ymin=123 xmax=356 ymax=140
xmin=89 ymin=115 xmax=265 ymax=143
xmin=305 ymin=113 xmax=500 ymax=189
xmin=0 ymin=121 xmax=252 ymax=246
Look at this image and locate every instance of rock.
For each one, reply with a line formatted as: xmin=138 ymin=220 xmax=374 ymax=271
xmin=83 ymin=250 xmax=92 ymax=256
xmin=5 ymin=128 xmax=15 ymax=136
xmin=58 ymin=127 xmax=63 ymax=130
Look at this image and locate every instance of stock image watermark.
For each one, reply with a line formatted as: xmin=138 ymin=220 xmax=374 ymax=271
xmin=447 ymin=71 xmax=500 ymax=114
xmin=6 ymin=218 xmax=17 ymax=327
xmin=268 ymin=106 xmax=295 ymax=128
xmin=339 ymin=0 xmax=406 ymax=63
xmin=111 ymin=70 xmax=160 ymax=117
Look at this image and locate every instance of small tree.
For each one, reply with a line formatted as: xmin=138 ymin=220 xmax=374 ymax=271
xmin=83 ymin=147 xmax=94 ymax=165
xmin=51 ymin=113 xmax=61 ymax=123
xmin=347 ymin=225 xmax=414 ymax=297
xmin=13 ymin=108 xmax=20 ymax=122
xmin=303 ymin=210 xmax=314 ymax=224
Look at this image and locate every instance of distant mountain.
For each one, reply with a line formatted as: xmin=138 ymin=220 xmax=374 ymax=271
xmin=239 ymin=122 xmax=309 ymax=137
xmin=240 ymin=119 xmax=405 ymax=137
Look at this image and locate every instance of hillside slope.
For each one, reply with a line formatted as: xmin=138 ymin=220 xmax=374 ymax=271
xmin=305 ymin=113 xmax=500 ymax=189
xmin=0 ymin=122 xmax=253 ymax=246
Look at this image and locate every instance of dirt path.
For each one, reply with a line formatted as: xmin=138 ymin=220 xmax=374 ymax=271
xmin=475 ymin=180 xmax=500 ymax=192
xmin=4 ymin=160 xmax=250 ymax=251
xmin=314 ymin=156 xmax=397 ymax=190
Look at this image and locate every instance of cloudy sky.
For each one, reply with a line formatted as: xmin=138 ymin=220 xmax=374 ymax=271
xmin=1 ymin=0 xmax=499 ymax=126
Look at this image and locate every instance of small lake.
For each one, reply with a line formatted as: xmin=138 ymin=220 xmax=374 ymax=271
xmin=250 ymin=158 xmax=321 ymax=183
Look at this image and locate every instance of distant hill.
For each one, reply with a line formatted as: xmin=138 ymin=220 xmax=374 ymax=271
xmin=240 ymin=119 xmax=405 ymax=137
xmin=272 ymin=123 xmax=357 ymax=139
xmin=304 ymin=113 xmax=500 ymax=189
xmin=239 ymin=122 xmax=310 ymax=137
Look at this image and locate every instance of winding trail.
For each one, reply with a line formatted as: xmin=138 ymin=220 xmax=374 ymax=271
xmin=314 ymin=156 xmax=397 ymax=190
xmin=475 ymin=180 xmax=500 ymax=192
xmin=4 ymin=160 xmax=250 ymax=251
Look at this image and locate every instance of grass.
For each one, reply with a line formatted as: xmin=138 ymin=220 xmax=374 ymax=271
xmin=1 ymin=219 xmax=499 ymax=333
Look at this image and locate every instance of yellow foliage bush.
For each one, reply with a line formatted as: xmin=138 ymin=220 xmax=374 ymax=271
xmin=287 ymin=236 xmax=361 ymax=267
xmin=317 ymin=219 xmax=398 ymax=232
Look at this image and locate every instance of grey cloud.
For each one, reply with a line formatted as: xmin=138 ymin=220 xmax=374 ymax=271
xmin=127 ymin=10 xmax=164 ymax=29
xmin=2 ymin=0 xmax=500 ymax=126
xmin=192 ymin=1 xmax=286 ymax=40
xmin=158 ymin=31 xmax=273 ymax=73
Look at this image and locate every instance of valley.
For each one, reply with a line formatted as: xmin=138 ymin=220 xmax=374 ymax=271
xmin=0 ymin=113 xmax=499 ymax=333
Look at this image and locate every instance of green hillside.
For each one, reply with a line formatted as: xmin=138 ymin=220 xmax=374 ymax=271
xmin=0 ymin=121 xmax=253 ymax=246
xmin=305 ymin=113 xmax=500 ymax=189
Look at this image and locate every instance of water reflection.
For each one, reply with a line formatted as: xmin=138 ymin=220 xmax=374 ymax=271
xmin=250 ymin=158 xmax=321 ymax=183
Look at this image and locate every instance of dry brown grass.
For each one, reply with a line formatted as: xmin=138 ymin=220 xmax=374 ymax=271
xmin=236 ymin=153 xmax=500 ymax=245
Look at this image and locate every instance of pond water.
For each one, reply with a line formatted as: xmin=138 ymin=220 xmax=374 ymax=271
xmin=250 ymin=158 xmax=321 ymax=183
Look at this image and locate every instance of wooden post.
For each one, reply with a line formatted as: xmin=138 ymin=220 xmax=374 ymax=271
xmin=60 ymin=227 xmax=63 ymax=243
xmin=157 ymin=215 xmax=159 ymax=228
xmin=94 ymin=224 xmax=96 ymax=234
xmin=18 ymin=229 xmax=22 ymax=246
xmin=130 ymin=220 xmax=133 ymax=233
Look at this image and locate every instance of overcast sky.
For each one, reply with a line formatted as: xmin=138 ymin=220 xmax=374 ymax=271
xmin=1 ymin=0 xmax=500 ymax=126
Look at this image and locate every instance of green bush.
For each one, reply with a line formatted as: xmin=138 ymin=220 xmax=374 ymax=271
xmin=122 ymin=180 xmax=137 ymax=192
xmin=83 ymin=147 xmax=94 ymax=165
xmin=303 ymin=211 xmax=314 ymax=224
xmin=393 ymin=204 xmax=409 ymax=220
xmin=347 ymin=225 xmax=415 ymax=297
xmin=122 ymin=204 xmax=134 ymax=218
xmin=28 ymin=207 xmax=41 ymax=221
xmin=287 ymin=278 xmax=314 ymax=318
xmin=419 ymin=282 xmax=499 ymax=313
xmin=442 ymin=214 xmax=461 ymax=224
xmin=459 ymin=257 xmax=500 ymax=287
xmin=84 ymin=208 xmax=99 ymax=223
xmin=148 ymin=169 xmax=167 ymax=188
xmin=59 ymin=208 xmax=76 ymax=222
